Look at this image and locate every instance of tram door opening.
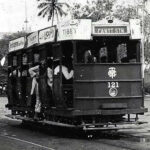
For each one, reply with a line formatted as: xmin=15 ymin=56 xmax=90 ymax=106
xmin=52 ymin=44 xmax=63 ymax=107
xmin=61 ymin=42 xmax=74 ymax=108
xmin=21 ymin=52 xmax=28 ymax=107
xmin=39 ymin=46 xmax=49 ymax=108
xmin=7 ymin=54 xmax=14 ymax=106
xmin=52 ymin=42 xmax=74 ymax=108
xmin=12 ymin=53 xmax=20 ymax=106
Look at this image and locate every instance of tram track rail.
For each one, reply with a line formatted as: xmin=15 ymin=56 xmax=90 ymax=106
xmin=0 ymin=134 xmax=56 ymax=150
xmin=0 ymin=118 xmax=150 ymax=150
xmin=0 ymin=120 xmax=56 ymax=150
xmin=20 ymin=120 xmax=150 ymax=150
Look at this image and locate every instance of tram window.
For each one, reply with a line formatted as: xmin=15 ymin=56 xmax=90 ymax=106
xmin=17 ymin=54 xmax=21 ymax=77
xmin=117 ymin=43 xmax=128 ymax=63
xmin=21 ymin=53 xmax=28 ymax=77
xmin=27 ymin=50 xmax=33 ymax=65
xmin=127 ymin=41 xmax=138 ymax=63
xmin=34 ymin=53 xmax=40 ymax=64
xmin=62 ymin=42 xmax=73 ymax=57
xmin=76 ymin=41 xmax=95 ymax=63
xmin=99 ymin=47 xmax=108 ymax=63
xmin=11 ymin=55 xmax=18 ymax=77
xmin=8 ymin=55 xmax=12 ymax=66
xmin=22 ymin=53 xmax=28 ymax=65
xmin=39 ymin=46 xmax=47 ymax=61
xmin=76 ymin=39 xmax=140 ymax=64
xmin=53 ymin=44 xmax=61 ymax=60
xmin=77 ymin=41 xmax=115 ymax=63
xmin=62 ymin=41 xmax=73 ymax=70
xmin=40 ymin=50 xmax=46 ymax=61
xmin=83 ymin=49 xmax=97 ymax=63
xmin=13 ymin=56 xmax=17 ymax=67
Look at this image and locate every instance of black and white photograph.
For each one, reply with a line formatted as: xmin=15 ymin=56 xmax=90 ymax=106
xmin=0 ymin=0 xmax=150 ymax=149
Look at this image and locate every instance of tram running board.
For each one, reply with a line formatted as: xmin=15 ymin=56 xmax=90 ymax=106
xmin=5 ymin=114 xmax=80 ymax=128
xmin=5 ymin=114 xmax=147 ymax=131
xmin=82 ymin=125 xmax=142 ymax=131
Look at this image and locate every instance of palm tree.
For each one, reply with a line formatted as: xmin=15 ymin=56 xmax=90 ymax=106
xmin=37 ymin=0 xmax=70 ymax=26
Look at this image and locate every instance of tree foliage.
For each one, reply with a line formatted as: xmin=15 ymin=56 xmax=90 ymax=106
xmin=71 ymin=0 xmax=116 ymax=21
xmin=0 ymin=32 xmax=26 ymax=58
xmin=144 ymin=15 xmax=150 ymax=62
xmin=0 ymin=31 xmax=26 ymax=68
xmin=113 ymin=5 xmax=137 ymax=22
xmin=0 ymin=31 xmax=26 ymax=82
xmin=37 ymin=0 xmax=70 ymax=25
xmin=70 ymin=0 xmax=150 ymax=63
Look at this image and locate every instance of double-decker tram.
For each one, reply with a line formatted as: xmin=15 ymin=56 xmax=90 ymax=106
xmin=6 ymin=16 xmax=147 ymax=131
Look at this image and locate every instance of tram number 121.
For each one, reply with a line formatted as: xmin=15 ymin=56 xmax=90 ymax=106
xmin=108 ymin=82 xmax=119 ymax=88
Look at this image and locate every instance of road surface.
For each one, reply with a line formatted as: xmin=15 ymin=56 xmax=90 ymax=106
xmin=0 ymin=96 xmax=150 ymax=150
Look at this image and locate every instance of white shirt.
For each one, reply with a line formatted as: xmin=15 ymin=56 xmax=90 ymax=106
xmin=54 ymin=65 xmax=74 ymax=80
xmin=28 ymin=65 xmax=39 ymax=78
xmin=47 ymin=67 xmax=53 ymax=88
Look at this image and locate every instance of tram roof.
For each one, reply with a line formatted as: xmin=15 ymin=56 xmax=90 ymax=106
xmin=8 ymin=17 xmax=142 ymax=53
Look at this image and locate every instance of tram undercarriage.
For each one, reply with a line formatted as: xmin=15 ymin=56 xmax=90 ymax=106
xmin=6 ymin=105 xmax=147 ymax=131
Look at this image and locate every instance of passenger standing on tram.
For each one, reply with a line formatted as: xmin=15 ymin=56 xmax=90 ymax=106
xmin=29 ymin=64 xmax=41 ymax=120
xmin=47 ymin=58 xmax=53 ymax=88
xmin=54 ymin=57 xmax=74 ymax=81
xmin=47 ymin=58 xmax=53 ymax=106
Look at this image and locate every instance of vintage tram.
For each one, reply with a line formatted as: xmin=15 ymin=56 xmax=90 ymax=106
xmin=6 ymin=17 xmax=147 ymax=130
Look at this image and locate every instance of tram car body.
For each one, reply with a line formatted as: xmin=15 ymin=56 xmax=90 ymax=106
xmin=6 ymin=17 xmax=147 ymax=130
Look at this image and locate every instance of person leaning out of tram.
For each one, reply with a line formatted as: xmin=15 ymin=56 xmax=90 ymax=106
xmin=47 ymin=58 xmax=53 ymax=89
xmin=54 ymin=57 xmax=74 ymax=82
xmin=46 ymin=58 xmax=53 ymax=106
xmin=54 ymin=56 xmax=74 ymax=108
xmin=28 ymin=64 xmax=41 ymax=120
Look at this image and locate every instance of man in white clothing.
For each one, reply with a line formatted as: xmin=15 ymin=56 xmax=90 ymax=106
xmin=28 ymin=65 xmax=41 ymax=119
xmin=54 ymin=65 xmax=74 ymax=80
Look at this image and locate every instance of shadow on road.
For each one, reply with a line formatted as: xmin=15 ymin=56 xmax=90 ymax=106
xmin=10 ymin=120 xmax=122 ymax=140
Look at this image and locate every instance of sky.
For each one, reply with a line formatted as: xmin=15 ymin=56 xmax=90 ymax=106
xmin=0 ymin=0 xmax=49 ymax=32
xmin=0 ymin=0 xmax=150 ymax=33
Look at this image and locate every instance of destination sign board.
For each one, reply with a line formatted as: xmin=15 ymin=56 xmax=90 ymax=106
xmin=129 ymin=19 xmax=141 ymax=39
xmin=9 ymin=37 xmax=25 ymax=52
xmin=39 ymin=26 xmax=56 ymax=44
xmin=27 ymin=31 xmax=38 ymax=47
xmin=93 ymin=25 xmax=130 ymax=36
xmin=57 ymin=19 xmax=92 ymax=41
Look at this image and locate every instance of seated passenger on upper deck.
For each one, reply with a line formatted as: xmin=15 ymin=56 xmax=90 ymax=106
xmin=84 ymin=49 xmax=96 ymax=63
xmin=99 ymin=47 xmax=108 ymax=63
xmin=117 ymin=43 xmax=128 ymax=63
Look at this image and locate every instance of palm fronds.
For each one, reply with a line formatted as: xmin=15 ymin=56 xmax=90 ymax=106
xmin=37 ymin=0 xmax=70 ymax=25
